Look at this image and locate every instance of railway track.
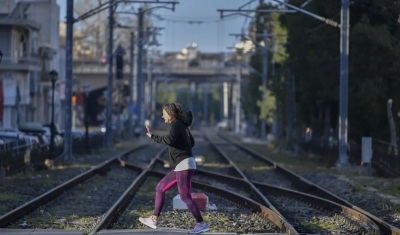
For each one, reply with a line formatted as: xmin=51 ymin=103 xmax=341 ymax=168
xmin=102 ymin=145 xmax=297 ymax=234
xmin=0 ymin=143 xmax=150 ymax=229
xmin=0 ymin=132 xmax=396 ymax=235
xmin=210 ymin=132 xmax=400 ymax=235
xmin=155 ymin=134 xmax=379 ymax=234
xmin=0 ymin=138 xmax=294 ymax=234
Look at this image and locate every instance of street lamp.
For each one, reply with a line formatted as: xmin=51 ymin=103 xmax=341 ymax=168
xmin=82 ymin=84 xmax=90 ymax=153
xmin=49 ymin=70 xmax=58 ymax=159
xmin=0 ymin=50 xmax=3 ymax=64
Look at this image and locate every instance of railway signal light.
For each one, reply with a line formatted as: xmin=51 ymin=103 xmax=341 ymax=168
xmin=101 ymin=56 xmax=107 ymax=64
xmin=115 ymin=45 xmax=125 ymax=80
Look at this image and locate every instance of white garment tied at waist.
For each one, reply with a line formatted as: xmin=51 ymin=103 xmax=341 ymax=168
xmin=174 ymin=157 xmax=196 ymax=171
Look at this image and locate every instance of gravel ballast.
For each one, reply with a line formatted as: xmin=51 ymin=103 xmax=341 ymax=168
xmin=112 ymin=176 xmax=281 ymax=234
xmin=302 ymin=172 xmax=400 ymax=229
xmin=8 ymin=164 xmax=138 ymax=232
xmin=223 ymin=133 xmax=400 ymax=231
xmin=0 ymin=140 xmax=145 ymax=215
xmin=267 ymin=194 xmax=366 ymax=235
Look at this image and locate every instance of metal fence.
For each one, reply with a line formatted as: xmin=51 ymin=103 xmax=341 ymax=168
xmin=370 ymin=139 xmax=400 ymax=177
xmin=295 ymin=137 xmax=360 ymax=166
xmin=0 ymin=132 xmax=107 ymax=176
xmin=295 ymin=134 xmax=400 ymax=177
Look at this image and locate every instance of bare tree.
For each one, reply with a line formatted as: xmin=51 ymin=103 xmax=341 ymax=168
xmin=73 ymin=0 xmax=137 ymax=60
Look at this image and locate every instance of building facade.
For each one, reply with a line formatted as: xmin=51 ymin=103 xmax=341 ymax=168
xmin=0 ymin=0 xmax=60 ymax=129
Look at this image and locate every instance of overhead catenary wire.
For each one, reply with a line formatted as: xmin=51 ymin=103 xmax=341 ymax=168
xmin=152 ymin=13 xmax=243 ymax=24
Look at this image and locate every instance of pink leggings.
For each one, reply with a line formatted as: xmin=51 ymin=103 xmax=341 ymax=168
xmin=153 ymin=169 xmax=203 ymax=223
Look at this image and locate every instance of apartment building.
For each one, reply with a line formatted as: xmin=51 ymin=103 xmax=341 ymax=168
xmin=0 ymin=0 xmax=60 ymax=128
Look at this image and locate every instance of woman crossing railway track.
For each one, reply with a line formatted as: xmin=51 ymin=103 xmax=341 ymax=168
xmin=140 ymin=102 xmax=210 ymax=234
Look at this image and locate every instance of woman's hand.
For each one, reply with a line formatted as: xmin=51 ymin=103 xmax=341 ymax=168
xmin=145 ymin=125 xmax=152 ymax=138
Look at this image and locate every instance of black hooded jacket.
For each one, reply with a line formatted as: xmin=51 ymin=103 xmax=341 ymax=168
xmin=150 ymin=111 xmax=195 ymax=169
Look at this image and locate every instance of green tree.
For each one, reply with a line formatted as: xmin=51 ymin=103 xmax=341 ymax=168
xmin=156 ymin=83 xmax=176 ymax=105
xmin=242 ymin=2 xmax=290 ymax=137
xmin=257 ymin=87 xmax=276 ymax=125
xmin=280 ymin=0 xmax=400 ymax=141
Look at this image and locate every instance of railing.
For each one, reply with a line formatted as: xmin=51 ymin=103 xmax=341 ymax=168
xmin=73 ymin=63 xmax=248 ymax=75
xmin=70 ymin=132 xmax=106 ymax=155
xmin=295 ymin=135 xmax=400 ymax=177
xmin=371 ymin=139 xmax=400 ymax=177
xmin=0 ymin=52 xmax=16 ymax=63
xmin=0 ymin=132 xmax=109 ymax=177
xmin=0 ymin=52 xmax=40 ymax=65
xmin=295 ymin=136 xmax=361 ymax=166
xmin=18 ymin=52 xmax=40 ymax=64
xmin=0 ymin=141 xmax=29 ymax=175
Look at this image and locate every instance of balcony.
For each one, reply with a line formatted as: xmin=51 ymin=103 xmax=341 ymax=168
xmin=0 ymin=18 xmax=41 ymax=31
xmin=0 ymin=51 xmax=41 ymax=71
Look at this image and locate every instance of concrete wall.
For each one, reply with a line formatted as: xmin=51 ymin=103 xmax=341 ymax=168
xmin=0 ymin=0 xmax=15 ymax=15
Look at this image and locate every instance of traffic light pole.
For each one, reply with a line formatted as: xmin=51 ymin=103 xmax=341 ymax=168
xmin=105 ymin=0 xmax=115 ymax=148
xmin=115 ymin=44 xmax=125 ymax=142
xmin=64 ymin=0 xmax=74 ymax=161
xmin=136 ymin=7 xmax=144 ymax=135
xmin=65 ymin=0 xmax=178 ymax=150
xmin=129 ymin=32 xmax=135 ymax=139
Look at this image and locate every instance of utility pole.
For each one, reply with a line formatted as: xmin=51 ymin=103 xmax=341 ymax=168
xmin=115 ymin=25 xmax=161 ymax=135
xmin=219 ymin=6 xmax=295 ymax=139
xmin=147 ymin=55 xmax=154 ymax=125
xmin=287 ymin=73 xmax=294 ymax=150
xmin=114 ymin=3 xmax=176 ymax=134
xmin=190 ymin=82 xmax=196 ymax=129
xmin=136 ymin=7 xmax=144 ymax=133
xmin=220 ymin=83 xmax=224 ymax=122
xmin=338 ymin=0 xmax=350 ymax=165
xmin=270 ymin=0 xmax=347 ymax=164
xmin=129 ymin=32 xmax=135 ymax=139
xmin=229 ymin=30 xmax=270 ymax=139
xmin=261 ymin=29 xmax=268 ymax=140
xmin=64 ymin=0 xmax=74 ymax=161
xmin=105 ymin=0 xmax=114 ymax=147
xmin=226 ymin=46 xmax=242 ymax=134
xmin=62 ymin=0 xmax=178 ymax=157
xmin=203 ymin=83 xmax=209 ymax=126
xmin=228 ymin=82 xmax=233 ymax=123
xmin=115 ymin=44 xmax=125 ymax=142
xmin=235 ymin=63 xmax=242 ymax=134
xmin=151 ymin=78 xmax=157 ymax=128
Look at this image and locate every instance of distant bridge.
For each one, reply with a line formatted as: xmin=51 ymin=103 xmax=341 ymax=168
xmin=72 ymin=60 xmax=250 ymax=91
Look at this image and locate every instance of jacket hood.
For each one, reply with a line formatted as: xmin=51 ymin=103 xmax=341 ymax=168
xmin=176 ymin=111 xmax=193 ymax=127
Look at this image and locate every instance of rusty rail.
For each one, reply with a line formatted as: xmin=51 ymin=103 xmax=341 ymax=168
xmin=204 ymin=133 xmax=284 ymax=218
xmin=177 ymin=165 xmax=379 ymax=234
xmin=218 ymin=133 xmax=400 ymax=235
xmin=87 ymin=147 xmax=167 ymax=235
xmin=116 ymin=158 xmax=299 ymax=234
xmin=0 ymin=143 xmax=148 ymax=227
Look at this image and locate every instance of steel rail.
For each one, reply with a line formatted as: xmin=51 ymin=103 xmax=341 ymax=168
xmin=117 ymin=159 xmax=299 ymax=234
xmin=0 ymin=143 xmax=148 ymax=227
xmin=88 ymin=147 xmax=166 ymax=235
xmin=203 ymin=133 xmax=284 ymax=218
xmin=148 ymin=170 xmax=299 ymax=234
xmin=218 ymin=133 xmax=400 ymax=235
xmin=183 ymin=166 xmax=379 ymax=234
